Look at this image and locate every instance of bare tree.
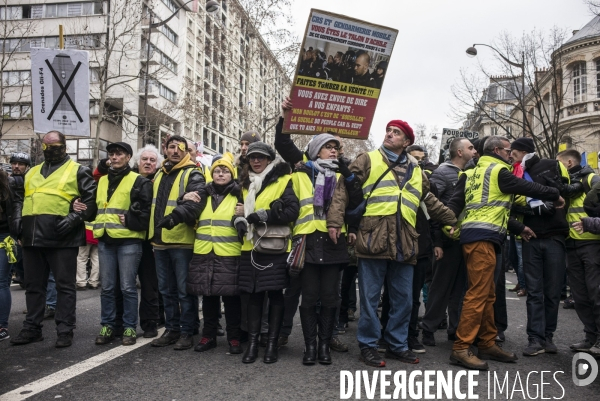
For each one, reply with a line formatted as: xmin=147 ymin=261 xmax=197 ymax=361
xmin=413 ymin=123 xmax=440 ymax=161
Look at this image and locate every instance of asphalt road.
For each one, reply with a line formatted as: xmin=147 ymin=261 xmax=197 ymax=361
xmin=1 ymin=272 xmax=599 ymax=400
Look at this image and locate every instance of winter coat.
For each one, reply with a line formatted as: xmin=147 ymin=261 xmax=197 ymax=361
xmin=1 ymin=175 xmax=23 ymax=238
xmin=430 ymin=162 xmax=462 ymax=205
xmin=326 ymin=148 xmax=457 ymax=265
xmin=239 ymin=160 xmax=300 ymax=293
xmin=187 ymin=252 xmax=240 ymax=296
xmin=581 ymin=217 xmax=600 ymax=234
xmin=20 ymin=156 xmax=98 ymax=248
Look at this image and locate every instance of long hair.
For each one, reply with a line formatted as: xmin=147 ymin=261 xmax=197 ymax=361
xmin=0 ymin=169 xmax=10 ymax=201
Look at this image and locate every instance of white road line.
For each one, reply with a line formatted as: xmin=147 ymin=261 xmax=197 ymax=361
xmin=506 ymin=297 xmax=520 ymax=300
xmin=0 ymin=328 xmax=165 ymax=401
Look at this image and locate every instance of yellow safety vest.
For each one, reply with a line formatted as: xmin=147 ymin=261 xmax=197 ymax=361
xmin=241 ymin=175 xmax=292 ymax=251
xmin=362 ymin=150 xmax=422 ymax=228
xmin=291 ymin=171 xmax=346 ymax=236
xmin=567 ymin=173 xmax=600 ymax=240
xmin=149 ymin=167 xmax=196 ymax=244
xmin=194 ymin=194 xmax=241 ymax=256
xmin=23 ymin=159 xmax=80 ymax=217
xmin=85 ymin=222 xmax=94 ymax=231
xmin=93 ymin=172 xmax=146 ymax=240
xmin=461 ymin=155 xmax=513 ymax=235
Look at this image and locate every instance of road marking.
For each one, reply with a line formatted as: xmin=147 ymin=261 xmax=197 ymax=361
xmin=0 ymin=328 xmax=165 ymax=401
xmin=506 ymin=297 xmax=520 ymax=300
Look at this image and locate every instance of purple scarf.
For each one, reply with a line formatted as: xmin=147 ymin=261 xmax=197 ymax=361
xmin=311 ymin=159 xmax=338 ymax=217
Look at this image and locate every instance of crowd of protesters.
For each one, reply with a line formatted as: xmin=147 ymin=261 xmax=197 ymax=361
xmin=1 ymin=97 xmax=600 ymax=371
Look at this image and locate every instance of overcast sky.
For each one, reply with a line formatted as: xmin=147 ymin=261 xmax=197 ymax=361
xmin=288 ymin=0 xmax=594 ymax=145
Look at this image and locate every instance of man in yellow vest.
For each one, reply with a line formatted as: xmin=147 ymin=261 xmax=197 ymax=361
xmin=11 ymin=131 xmax=97 ymax=348
xmin=327 ymin=120 xmax=457 ymax=367
xmin=92 ymin=142 xmax=152 ymax=346
xmin=446 ymin=136 xmax=564 ymax=370
xmin=557 ymin=149 xmax=600 ymax=355
xmin=149 ymin=135 xmax=205 ymax=351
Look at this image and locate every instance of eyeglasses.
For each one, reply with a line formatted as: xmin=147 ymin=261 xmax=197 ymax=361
xmin=213 ymin=168 xmax=231 ymax=175
xmin=249 ymin=154 xmax=267 ymax=161
xmin=386 ymin=127 xmax=403 ymax=136
xmin=323 ymin=144 xmax=340 ymax=151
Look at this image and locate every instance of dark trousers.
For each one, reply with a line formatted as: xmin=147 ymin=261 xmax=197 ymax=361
xmin=494 ymin=252 xmax=507 ymax=333
xmin=202 ymin=295 xmax=241 ymax=341
xmin=567 ymin=243 xmax=600 ymax=343
xmin=23 ymin=247 xmax=78 ymax=334
xmin=10 ymin=244 xmax=24 ymax=280
xmin=249 ymin=290 xmax=283 ymax=306
xmin=300 ymin=262 xmax=341 ymax=308
xmin=281 ymin=275 xmax=302 ymax=337
xmin=522 ymin=237 xmax=566 ymax=341
xmin=409 ymin=257 xmax=430 ymax=337
xmin=421 ymin=240 xmax=466 ymax=335
xmin=340 ymin=264 xmax=358 ymax=324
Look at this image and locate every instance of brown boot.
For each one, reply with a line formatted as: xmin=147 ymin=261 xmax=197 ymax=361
xmin=478 ymin=344 xmax=518 ymax=362
xmin=450 ymin=349 xmax=488 ymax=370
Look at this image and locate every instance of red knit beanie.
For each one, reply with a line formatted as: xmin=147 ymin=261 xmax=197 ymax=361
xmin=386 ymin=120 xmax=414 ymax=145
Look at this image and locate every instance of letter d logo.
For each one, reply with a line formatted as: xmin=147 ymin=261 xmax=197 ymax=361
xmin=572 ymin=352 xmax=598 ymax=386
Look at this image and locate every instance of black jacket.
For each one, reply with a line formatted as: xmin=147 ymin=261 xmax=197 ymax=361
xmin=239 ymin=160 xmax=300 ymax=293
xmin=152 ymin=161 xmax=206 ymax=246
xmin=1 ymin=175 xmax=24 ymax=237
xmin=274 ymin=117 xmax=305 ymax=166
xmin=20 ymin=156 xmax=97 ymax=248
xmin=430 ymin=162 xmax=462 ymax=205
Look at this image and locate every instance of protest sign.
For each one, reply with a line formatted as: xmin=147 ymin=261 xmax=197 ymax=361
xmin=283 ymin=9 xmax=398 ymax=139
xmin=31 ymin=48 xmax=90 ymax=137
xmin=439 ymin=129 xmax=479 ymax=161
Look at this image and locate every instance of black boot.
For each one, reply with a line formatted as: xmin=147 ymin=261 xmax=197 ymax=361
xmin=300 ymin=306 xmax=318 ymax=365
xmin=263 ymin=304 xmax=284 ymax=363
xmin=318 ymin=307 xmax=336 ymax=365
xmin=242 ymin=302 xmax=262 ymax=363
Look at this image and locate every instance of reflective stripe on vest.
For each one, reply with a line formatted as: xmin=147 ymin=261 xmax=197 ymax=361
xmin=22 ymin=159 xmax=80 ymax=216
xmin=461 ymin=155 xmax=513 ymax=235
xmin=149 ymin=167 xmax=196 ymax=244
xmin=93 ymin=172 xmax=146 ymax=240
xmin=291 ymin=171 xmax=345 ymax=235
xmin=241 ymin=174 xmax=292 ymax=252
xmin=194 ymin=194 xmax=241 ymax=256
xmin=362 ymin=150 xmax=422 ymax=228
xmin=568 ymin=173 xmax=600 ymax=240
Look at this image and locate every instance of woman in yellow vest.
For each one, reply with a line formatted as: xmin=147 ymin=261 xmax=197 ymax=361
xmin=238 ymin=142 xmax=299 ymax=364
xmin=291 ymin=133 xmax=351 ymax=365
xmin=92 ymin=142 xmax=152 ymax=346
xmin=186 ymin=154 xmax=245 ymax=355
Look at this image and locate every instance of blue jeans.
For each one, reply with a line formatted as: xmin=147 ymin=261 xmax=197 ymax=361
xmin=0 ymin=233 xmax=12 ymax=327
xmin=98 ymin=242 xmax=142 ymax=330
xmin=357 ymin=258 xmax=413 ymax=352
xmin=47 ymin=271 xmax=57 ymax=309
xmin=154 ymin=248 xmax=197 ymax=335
xmin=522 ymin=237 xmax=566 ymax=342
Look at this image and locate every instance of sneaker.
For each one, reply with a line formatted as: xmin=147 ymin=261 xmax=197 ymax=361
xmin=278 ymin=335 xmax=288 ymax=347
xmin=563 ymin=296 xmax=575 ymax=309
xmin=194 ymin=337 xmax=217 ymax=352
xmin=408 ymin=336 xmax=426 ymax=354
xmin=330 ymin=336 xmax=349 ymax=352
xmin=544 ymin=337 xmax=557 ymax=354
xmin=360 ymin=347 xmax=386 ymax=368
xmin=151 ymin=329 xmax=181 ymax=347
xmin=589 ymin=341 xmax=600 ymax=358
xmin=95 ymin=325 xmax=114 ymax=345
xmin=347 ymin=310 xmax=356 ymax=321
xmin=336 ymin=322 xmax=347 ymax=334
xmin=377 ymin=338 xmax=388 ymax=353
xmin=450 ymin=349 xmax=488 ymax=370
xmin=570 ymin=339 xmax=594 ymax=352
xmin=55 ymin=332 xmax=73 ymax=348
xmin=385 ymin=348 xmax=419 ymax=364
xmin=10 ymin=329 xmax=43 ymax=345
xmin=122 ymin=328 xmax=137 ymax=346
xmin=523 ymin=339 xmax=545 ymax=356
xmin=174 ymin=333 xmax=194 ymax=350
xmin=422 ymin=330 xmax=436 ymax=346
xmin=0 ymin=327 xmax=10 ymax=341
xmin=229 ymin=339 xmax=243 ymax=354
xmin=43 ymin=306 xmax=55 ymax=320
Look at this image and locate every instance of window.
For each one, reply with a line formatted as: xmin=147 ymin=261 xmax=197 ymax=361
xmin=211 ymin=133 xmax=217 ymax=149
xmin=162 ymin=0 xmax=179 ymax=15
xmin=506 ymin=126 xmax=512 ymax=135
xmin=505 ymin=105 xmax=514 ymax=117
xmin=497 ymin=86 xmax=506 ymax=100
xmin=491 ymin=127 xmax=498 ymax=136
xmin=573 ymin=62 xmax=587 ymax=103
xmin=490 ymin=106 xmax=497 ymax=119
xmin=203 ymin=128 xmax=209 ymax=147
xmin=158 ymin=83 xmax=176 ymax=102
xmin=89 ymin=68 xmax=101 ymax=83
xmin=89 ymin=101 xmax=99 ymax=116
xmin=2 ymin=71 xmax=31 ymax=86
xmin=2 ymin=103 xmax=32 ymax=119
xmin=159 ymin=24 xmax=178 ymax=45
xmin=596 ymin=60 xmax=600 ymax=98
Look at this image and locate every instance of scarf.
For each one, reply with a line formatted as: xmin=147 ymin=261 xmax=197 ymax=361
xmin=307 ymin=159 xmax=338 ymax=217
xmin=106 ymin=165 xmax=132 ymax=201
xmin=382 ymin=146 xmax=407 ymax=164
xmin=244 ymin=159 xmax=279 ymax=240
xmin=207 ymin=180 xmax=238 ymax=211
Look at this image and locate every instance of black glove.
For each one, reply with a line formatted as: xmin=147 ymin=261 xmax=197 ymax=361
xmin=246 ymin=213 xmax=260 ymax=225
xmin=234 ymin=217 xmax=248 ymax=243
xmin=130 ymin=201 xmax=142 ymax=216
xmin=269 ymin=199 xmax=284 ymax=220
xmin=333 ymin=159 xmax=352 ymax=178
xmin=56 ymin=213 xmax=82 ymax=237
xmin=157 ymin=214 xmax=177 ymax=230
xmin=247 ymin=209 xmax=268 ymax=225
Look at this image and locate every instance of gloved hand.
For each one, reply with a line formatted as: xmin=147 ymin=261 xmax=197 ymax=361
xmin=246 ymin=209 xmax=268 ymax=225
xmin=130 ymin=201 xmax=142 ymax=216
xmin=333 ymin=159 xmax=352 ymax=178
xmin=234 ymin=217 xmax=248 ymax=243
xmin=56 ymin=213 xmax=82 ymax=237
xmin=269 ymin=199 xmax=284 ymax=220
xmin=246 ymin=213 xmax=260 ymax=225
xmin=156 ymin=213 xmax=179 ymax=230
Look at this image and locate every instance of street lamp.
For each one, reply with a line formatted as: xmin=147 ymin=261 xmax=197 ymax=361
xmin=142 ymin=0 xmax=221 ymax=144
xmin=465 ymin=43 xmax=526 ymax=137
